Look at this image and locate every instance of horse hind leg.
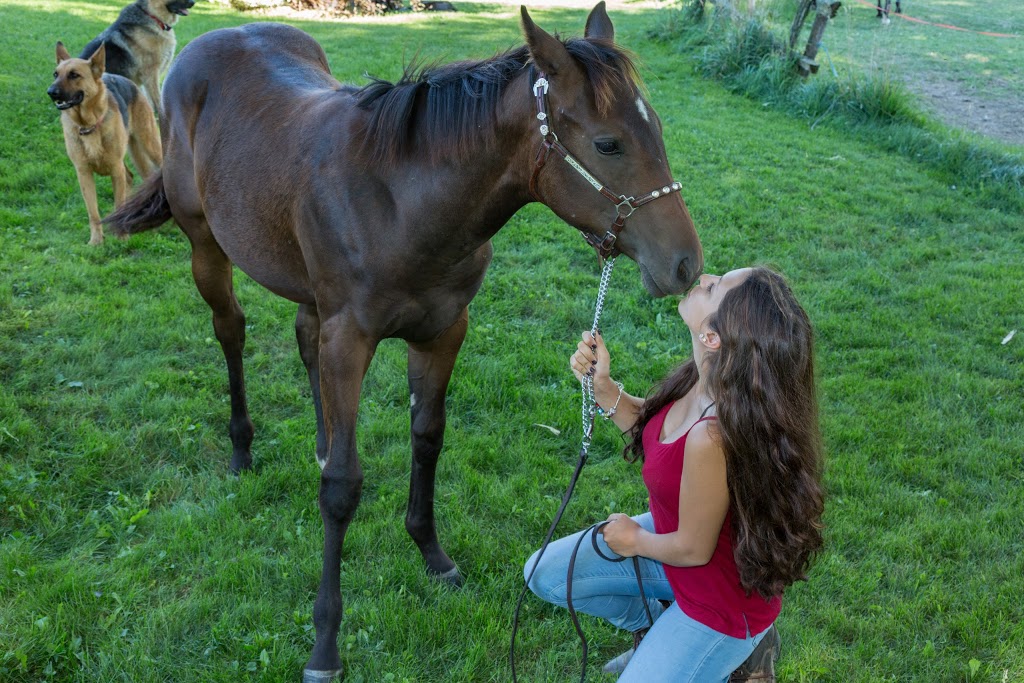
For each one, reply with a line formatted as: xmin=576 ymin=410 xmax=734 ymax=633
xmin=186 ymin=225 xmax=254 ymax=473
xmin=296 ymin=303 xmax=328 ymax=469
xmin=404 ymin=310 xmax=468 ymax=586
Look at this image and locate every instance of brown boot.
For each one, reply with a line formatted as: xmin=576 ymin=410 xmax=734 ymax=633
xmin=601 ymin=627 xmax=649 ymax=675
xmin=729 ymin=624 xmax=780 ymax=682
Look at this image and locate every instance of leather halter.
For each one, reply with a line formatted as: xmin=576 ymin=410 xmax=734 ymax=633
xmin=527 ymin=68 xmax=683 ymax=260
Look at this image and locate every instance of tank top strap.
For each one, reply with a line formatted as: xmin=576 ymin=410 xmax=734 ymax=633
xmin=696 ymin=401 xmax=716 ymax=421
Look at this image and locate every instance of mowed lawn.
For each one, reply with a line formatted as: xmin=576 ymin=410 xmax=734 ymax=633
xmin=1 ymin=1 xmax=1022 ymax=682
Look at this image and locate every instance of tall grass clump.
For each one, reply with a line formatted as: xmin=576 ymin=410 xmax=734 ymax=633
xmin=697 ymin=17 xmax=787 ymax=79
xmin=654 ymin=1 xmax=1024 ymax=205
xmin=661 ymin=4 xmax=920 ymax=128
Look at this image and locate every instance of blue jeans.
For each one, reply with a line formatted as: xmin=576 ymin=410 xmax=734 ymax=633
xmin=524 ymin=512 xmax=771 ymax=683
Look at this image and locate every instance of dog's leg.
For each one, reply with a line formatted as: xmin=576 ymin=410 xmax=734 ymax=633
xmin=112 ymin=163 xmax=131 ymax=209
xmin=128 ymin=102 xmax=163 ymax=177
xmin=144 ymin=73 xmax=163 ymax=123
xmin=76 ymin=169 xmax=104 ymax=245
xmin=129 ymin=139 xmax=156 ymax=179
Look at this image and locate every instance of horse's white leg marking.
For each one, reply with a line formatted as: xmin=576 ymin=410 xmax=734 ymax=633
xmin=316 ymin=397 xmax=417 ymax=471
xmin=636 ymin=97 xmax=650 ymax=123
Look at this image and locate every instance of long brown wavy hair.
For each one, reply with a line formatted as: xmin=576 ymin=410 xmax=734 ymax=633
xmin=624 ymin=267 xmax=824 ymax=598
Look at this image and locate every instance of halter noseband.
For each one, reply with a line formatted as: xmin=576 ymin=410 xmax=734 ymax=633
xmin=527 ymin=69 xmax=683 ymax=260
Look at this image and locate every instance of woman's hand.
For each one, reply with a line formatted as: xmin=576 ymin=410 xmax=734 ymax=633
xmin=570 ymin=330 xmax=611 ymax=385
xmin=600 ymin=513 xmax=642 ymax=558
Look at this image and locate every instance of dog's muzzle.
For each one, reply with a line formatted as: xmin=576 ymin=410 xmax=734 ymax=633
xmin=168 ymin=0 xmax=194 ymax=15
xmin=48 ymin=88 xmax=83 ymax=110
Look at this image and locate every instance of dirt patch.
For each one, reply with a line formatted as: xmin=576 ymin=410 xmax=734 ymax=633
xmin=901 ymin=71 xmax=1024 ymax=148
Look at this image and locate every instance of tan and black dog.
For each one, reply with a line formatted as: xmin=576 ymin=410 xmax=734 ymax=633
xmin=48 ymin=42 xmax=162 ymax=245
xmin=79 ymin=0 xmax=195 ymax=121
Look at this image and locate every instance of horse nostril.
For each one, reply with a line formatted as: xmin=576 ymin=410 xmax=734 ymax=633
xmin=677 ymin=257 xmax=692 ymax=286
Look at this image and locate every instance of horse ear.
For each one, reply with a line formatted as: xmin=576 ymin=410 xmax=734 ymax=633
xmin=521 ymin=6 xmax=571 ymax=76
xmin=56 ymin=41 xmax=71 ymax=64
xmin=584 ymin=2 xmax=615 ymax=42
xmin=88 ymin=42 xmax=106 ymax=78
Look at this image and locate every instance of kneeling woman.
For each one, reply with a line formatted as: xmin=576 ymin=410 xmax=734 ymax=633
xmin=524 ymin=267 xmax=825 ymax=682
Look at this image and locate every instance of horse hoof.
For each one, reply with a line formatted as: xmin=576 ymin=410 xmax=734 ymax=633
xmin=302 ymin=668 xmax=343 ymax=683
xmin=429 ymin=565 xmax=464 ymax=588
xmin=229 ymin=456 xmax=253 ymax=475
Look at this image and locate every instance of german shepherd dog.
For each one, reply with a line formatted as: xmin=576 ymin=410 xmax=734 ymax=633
xmin=48 ymin=42 xmax=162 ymax=245
xmin=79 ymin=0 xmax=195 ymax=121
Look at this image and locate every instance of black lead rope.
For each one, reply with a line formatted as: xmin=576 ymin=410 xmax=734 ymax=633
xmin=511 ymin=257 xmax=616 ymax=683
xmin=511 ymin=444 xmax=589 ymax=683
xmin=511 ymin=401 xmax=719 ymax=681
xmin=565 ymin=522 xmax=656 ymax=683
xmin=511 ymin=512 xmax=656 ymax=683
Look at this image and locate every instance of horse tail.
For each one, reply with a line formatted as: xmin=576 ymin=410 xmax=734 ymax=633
xmin=104 ymin=171 xmax=172 ymax=236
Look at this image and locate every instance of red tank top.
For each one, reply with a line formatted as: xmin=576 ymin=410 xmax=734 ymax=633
xmin=641 ymin=402 xmax=781 ymax=638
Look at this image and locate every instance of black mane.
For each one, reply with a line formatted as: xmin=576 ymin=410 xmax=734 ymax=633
xmin=354 ymin=38 xmax=640 ymax=168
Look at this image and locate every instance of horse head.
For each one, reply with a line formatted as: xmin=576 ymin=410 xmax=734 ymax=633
xmin=521 ymin=3 xmax=703 ymax=296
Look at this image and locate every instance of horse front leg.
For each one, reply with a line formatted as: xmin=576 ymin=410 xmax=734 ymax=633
xmin=304 ymin=313 xmax=377 ymax=682
xmin=405 ymin=309 xmax=468 ymax=586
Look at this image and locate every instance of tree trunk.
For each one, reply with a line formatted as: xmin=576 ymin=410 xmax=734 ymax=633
xmin=789 ymin=0 xmax=815 ymax=49
xmin=798 ymin=1 xmax=841 ymax=77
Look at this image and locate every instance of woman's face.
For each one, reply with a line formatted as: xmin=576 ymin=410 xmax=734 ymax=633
xmin=678 ymin=268 xmax=752 ymax=331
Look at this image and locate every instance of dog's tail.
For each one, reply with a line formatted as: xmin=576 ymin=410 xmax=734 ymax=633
xmin=104 ymin=171 xmax=172 ymax=236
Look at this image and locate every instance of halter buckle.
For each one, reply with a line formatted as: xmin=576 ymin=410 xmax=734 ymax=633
xmin=597 ymin=231 xmax=617 ymax=253
xmin=532 ymin=77 xmax=549 ymax=96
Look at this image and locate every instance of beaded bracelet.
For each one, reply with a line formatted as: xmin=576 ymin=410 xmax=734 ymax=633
xmin=596 ymin=381 xmax=625 ymax=420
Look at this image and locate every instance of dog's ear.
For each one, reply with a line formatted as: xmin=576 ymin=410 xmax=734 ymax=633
xmin=56 ymin=41 xmax=71 ymax=64
xmin=521 ymin=6 xmax=571 ymax=76
xmin=584 ymin=2 xmax=614 ymax=42
xmin=88 ymin=42 xmax=106 ymax=78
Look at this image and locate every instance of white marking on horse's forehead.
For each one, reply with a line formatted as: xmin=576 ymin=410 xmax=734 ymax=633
xmin=635 ymin=97 xmax=650 ymax=123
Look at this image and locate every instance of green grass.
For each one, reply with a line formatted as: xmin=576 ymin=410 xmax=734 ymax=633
xmin=2 ymin=0 xmax=1023 ymax=682
xmin=800 ymin=0 xmax=1024 ymax=101
xmin=649 ymin=0 xmax=1024 ymax=203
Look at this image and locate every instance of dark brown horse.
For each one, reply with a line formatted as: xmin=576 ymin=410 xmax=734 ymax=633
xmin=106 ymin=4 xmax=702 ymax=679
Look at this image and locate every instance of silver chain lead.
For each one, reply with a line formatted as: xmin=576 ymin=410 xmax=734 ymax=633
xmin=580 ymin=257 xmax=616 ymax=455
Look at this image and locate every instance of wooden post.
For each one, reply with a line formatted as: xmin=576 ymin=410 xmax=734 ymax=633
xmin=714 ymin=0 xmax=741 ymax=21
xmin=798 ymin=1 xmax=841 ymax=77
xmin=789 ymin=0 xmax=815 ymax=50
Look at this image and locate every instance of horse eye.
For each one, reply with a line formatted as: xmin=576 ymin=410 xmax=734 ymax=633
xmin=595 ymin=139 xmax=620 ymax=156
xmin=53 ymin=71 xmax=59 ymax=78
xmin=69 ymin=72 xmax=80 ymax=80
